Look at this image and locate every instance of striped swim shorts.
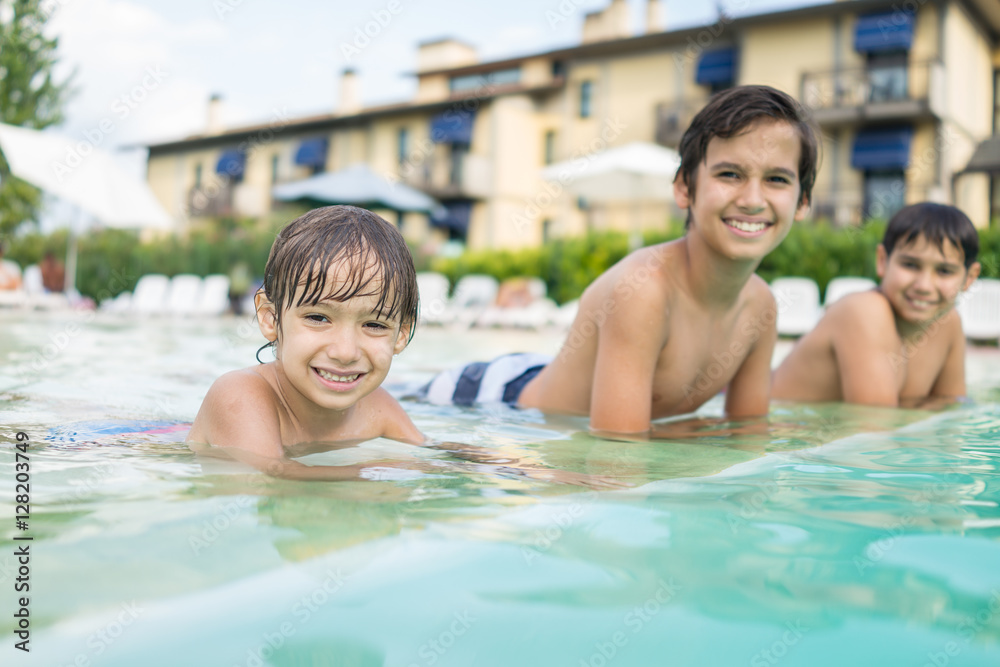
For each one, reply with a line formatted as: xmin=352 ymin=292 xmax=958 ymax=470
xmin=420 ymin=353 xmax=553 ymax=406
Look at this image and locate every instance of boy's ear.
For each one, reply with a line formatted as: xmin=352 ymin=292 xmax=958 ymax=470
xmin=794 ymin=194 xmax=810 ymax=222
xmin=255 ymin=289 xmax=278 ymax=342
xmin=962 ymin=261 xmax=982 ymax=292
xmin=673 ymin=175 xmax=692 ymax=209
xmin=875 ymin=244 xmax=888 ymax=279
xmin=392 ymin=324 xmax=410 ymax=355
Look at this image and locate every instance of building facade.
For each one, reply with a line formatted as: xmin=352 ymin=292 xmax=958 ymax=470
xmin=144 ymin=0 xmax=1000 ymax=250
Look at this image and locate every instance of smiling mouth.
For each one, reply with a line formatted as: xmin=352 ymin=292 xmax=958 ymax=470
xmin=315 ymin=368 xmax=363 ymax=383
xmin=905 ymin=296 xmax=937 ymax=309
xmin=724 ymin=219 xmax=772 ymax=234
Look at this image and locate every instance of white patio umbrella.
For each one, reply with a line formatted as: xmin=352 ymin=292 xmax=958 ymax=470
xmin=272 ymin=163 xmax=446 ymax=222
xmin=541 ymin=141 xmax=681 ymax=249
xmin=0 ymin=122 xmax=172 ymax=293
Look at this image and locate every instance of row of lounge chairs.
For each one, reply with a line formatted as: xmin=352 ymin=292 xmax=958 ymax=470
xmin=101 ymin=274 xmax=232 ymax=316
xmin=417 ymin=272 xmax=578 ymax=330
xmin=771 ymin=276 xmax=1000 ymax=342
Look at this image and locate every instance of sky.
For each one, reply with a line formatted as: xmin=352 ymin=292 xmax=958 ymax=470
xmin=43 ymin=0 xmax=824 ymax=154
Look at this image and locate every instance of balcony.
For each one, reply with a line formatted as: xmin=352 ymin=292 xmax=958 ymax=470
xmin=399 ymin=150 xmax=492 ymax=199
xmin=801 ymin=60 xmax=945 ymax=126
xmin=654 ymin=99 xmax=708 ymax=148
xmin=187 ymin=182 xmax=235 ymax=218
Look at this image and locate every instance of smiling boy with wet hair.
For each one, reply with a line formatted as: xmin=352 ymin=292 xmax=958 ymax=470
xmin=773 ymin=202 xmax=981 ymax=406
xmin=427 ymin=85 xmax=818 ymax=438
xmin=187 ymin=205 xmax=425 ymax=479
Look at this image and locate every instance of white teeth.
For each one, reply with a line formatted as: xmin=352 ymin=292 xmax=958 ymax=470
xmin=317 ymin=369 xmax=359 ymax=382
xmin=727 ymin=219 xmax=768 ymax=233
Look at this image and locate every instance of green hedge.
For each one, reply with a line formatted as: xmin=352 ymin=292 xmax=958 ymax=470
xmin=434 ymin=220 xmax=1000 ymax=304
xmin=6 ymin=217 xmax=999 ymax=304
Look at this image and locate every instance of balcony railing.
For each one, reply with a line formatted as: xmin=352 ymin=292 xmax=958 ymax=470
xmin=398 ymin=151 xmax=492 ymax=199
xmin=801 ymin=60 xmax=945 ymax=124
xmin=187 ymin=183 xmax=235 ymax=218
xmin=654 ymin=99 xmax=708 ymax=148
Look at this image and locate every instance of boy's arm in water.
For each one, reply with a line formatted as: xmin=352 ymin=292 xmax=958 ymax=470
xmin=587 ymin=274 xmax=670 ymax=436
xmin=723 ymin=287 xmax=777 ymax=419
xmin=188 ymin=371 xmax=429 ymax=481
xmin=831 ymin=295 xmax=902 ymax=406
xmin=927 ymin=312 xmax=967 ymax=399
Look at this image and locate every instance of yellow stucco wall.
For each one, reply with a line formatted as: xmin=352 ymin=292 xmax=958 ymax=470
xmin=741 ymin=17 xmax=835 ymax=97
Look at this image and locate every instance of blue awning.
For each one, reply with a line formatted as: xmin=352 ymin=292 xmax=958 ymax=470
xmin=430 ymin=109 xmax=475 ymax=144
xmin=851 ymin=127 xmax=913 ymax=170
xmin=695 ymin=48 xmax=736 ymax=85
xmin=215 ymin=149 xmax=245 ymax=179
xmin=854 ymin=11 xmax=915 ymax=53
xmin=431 ymin=201 xmax=472 ymax=235
xmin=294 ymin=137 xmax=329 ymax=168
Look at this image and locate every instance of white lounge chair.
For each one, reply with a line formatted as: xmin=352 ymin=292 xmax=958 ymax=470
xmin=448 ymin=274 xmax=499 ymax=328
xmin=166 ymin=274 xmax=204 ymax=316
xmin=551 ymin=299 xmax=579 ymax=330
xmin=132 ymin=274 xmax=170 ymax=315
xmin=958 ymin=278 xmax=1000 ymax=342
xmin=197 ymin=274 xmax=231 ymax=316
xmin=416 ymin=272 xmax=451 ymax=326
xmin=770 ymin=277 xmax=822 ymax=337
xmin=824 ymin=277 xmax=877 ymax=307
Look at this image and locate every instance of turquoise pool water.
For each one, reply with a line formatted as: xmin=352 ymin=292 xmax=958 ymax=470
xmin=1 ymin=311 xmax=1000 ymax=666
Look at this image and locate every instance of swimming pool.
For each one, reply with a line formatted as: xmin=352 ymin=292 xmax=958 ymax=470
xmin=2 ymin=310 xmax=1000 ymax=666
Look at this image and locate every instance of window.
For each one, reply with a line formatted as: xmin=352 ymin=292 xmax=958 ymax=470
xmin=271 ymin=155 xmax=279 ymax=184
xmin=579 ymin=80 xmax=592 ymax=119
xmin=194 ymin=163 xmax=202 ymax=189
xmin=542 ymin=219 xmax=553 ymax=243
xmin=544 ymin=131 xmax=556 ymax=165
xmin=867 ymin=51 xmax=908 ymax=103
xmin=863 ymin=170 xmax=906 ymax=221
xmin=449 ymin=67 xmax=520 ymax=93
xmin=397 ymin=127 xmax=409 ymax=166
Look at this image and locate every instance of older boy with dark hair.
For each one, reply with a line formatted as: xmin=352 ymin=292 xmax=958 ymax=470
xmin=773 ymin=202 xmax=981 ymax=407
xmin=428 ymin=85 xmax=819 ymax=438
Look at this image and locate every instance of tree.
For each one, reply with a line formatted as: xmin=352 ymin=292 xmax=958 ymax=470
xmin=0 ymin=0 xmax=74 ymax=236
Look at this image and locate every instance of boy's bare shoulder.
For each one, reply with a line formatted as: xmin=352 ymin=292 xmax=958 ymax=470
xmin=204 ymin=367 xmax=277 ymax=405
xmin=822 ymin=290 xmax=897 ymax=338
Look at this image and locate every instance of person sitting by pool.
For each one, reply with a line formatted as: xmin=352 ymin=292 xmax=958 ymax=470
xmin=187 ymin=205 xmax=619 ymax=487
xmin=772 ymin=202 xmax=981 ymax=407
xmin=423 ymin=84 xmax=819 ymax=439
xmin=0 ymin=242 xmax=23 ymax=291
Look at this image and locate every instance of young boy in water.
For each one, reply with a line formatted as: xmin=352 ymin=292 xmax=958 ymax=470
xmin=187 ymin=206 xmax=424 ymax=479
xmin=772 ymin=203 xmax=981 ymax=407
xmin=425 ymin=85 xmax=818 ymax=437
xmin=188 ymin=206 xmax=616 ymax=487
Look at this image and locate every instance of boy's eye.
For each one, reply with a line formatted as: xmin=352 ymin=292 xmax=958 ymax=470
xmin=768 ymin=175 xmax=791 ymax=185
xmin=364 ymin=321 xmax=391 ymax=331
xmin=937 ymin=268 xmax=956 ymax=276
xmin=305 ymin=314 xmax=328 ymax=323
xmin=716 ymin=170 xmax=739 ymax=179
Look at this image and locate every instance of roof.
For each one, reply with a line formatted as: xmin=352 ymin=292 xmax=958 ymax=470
xmin=963 ymin=136 xmax=1000 ymax=173
xmin=145 ymin=0 xmax=999 ymax=154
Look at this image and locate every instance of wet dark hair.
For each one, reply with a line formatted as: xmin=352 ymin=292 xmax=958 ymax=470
xmin=883 ymin=202 xmax=980 ymax=269
xmin=257 ymin=205 xmax=419 ymax=360
xmin=674 ymin=85 xmax=819 ymax=227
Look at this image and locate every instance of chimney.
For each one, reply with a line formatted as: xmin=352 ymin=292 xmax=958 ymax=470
xmin=582 ymin=0 xmax=630 ymax=44
xmin=646 ymin=0 xmax=665 ymax=34
xmin=338 ymin=68 xmax=361 ymax=115
xmin=207 ymin=94 xmax=224 ymax=134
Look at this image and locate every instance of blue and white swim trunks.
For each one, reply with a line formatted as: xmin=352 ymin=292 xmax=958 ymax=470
xmin=421 ymin=353 xmax=552 ymax=406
